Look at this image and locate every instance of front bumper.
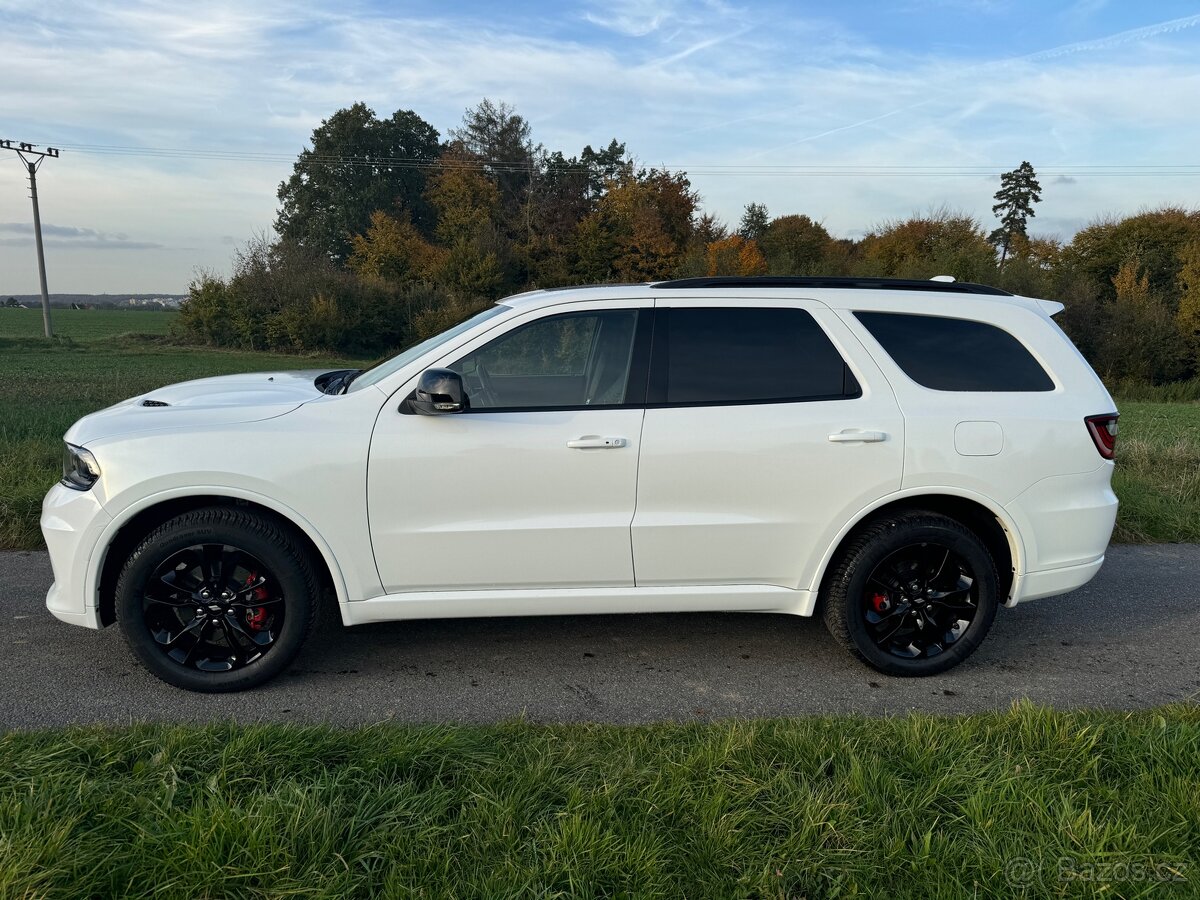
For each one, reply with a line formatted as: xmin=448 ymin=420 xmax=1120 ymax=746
xmin=41 ymin=482 xmax=112 ymax=629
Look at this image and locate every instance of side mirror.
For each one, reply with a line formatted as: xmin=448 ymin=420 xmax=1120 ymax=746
xmin=409 ymin=368 xmax=468 ymax=415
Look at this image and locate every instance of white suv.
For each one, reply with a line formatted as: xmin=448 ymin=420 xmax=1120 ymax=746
xmin=43 ymin=276 xmax=1119 ymax=692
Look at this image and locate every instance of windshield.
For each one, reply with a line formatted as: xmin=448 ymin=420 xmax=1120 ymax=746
xmin=346 ymin=304 xmax=510 ymax=393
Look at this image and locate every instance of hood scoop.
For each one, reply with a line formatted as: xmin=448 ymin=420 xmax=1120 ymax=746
xmin=141 ymin=399 xmax=170 ymax=407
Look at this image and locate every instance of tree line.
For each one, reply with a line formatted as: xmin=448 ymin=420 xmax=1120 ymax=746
xmin=177 ymin=99 xmax=1200 ymax=388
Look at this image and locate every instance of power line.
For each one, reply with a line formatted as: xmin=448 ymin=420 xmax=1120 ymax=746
xmin=47 ymin=142 xmax=1200 ymax=177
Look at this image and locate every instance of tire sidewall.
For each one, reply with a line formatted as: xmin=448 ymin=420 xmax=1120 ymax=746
xmin=842 ymin=521 xmax=998 ymax=675
xmin=116 ymin=515 xmax=313 ymax=692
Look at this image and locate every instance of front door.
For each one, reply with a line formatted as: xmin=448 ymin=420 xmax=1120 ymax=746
xmin=368 ymin=302 xmax=651 ymax=593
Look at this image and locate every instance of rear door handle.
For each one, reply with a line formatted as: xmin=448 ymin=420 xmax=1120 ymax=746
xmin=567 ymin=436 xmax=627 ymax=449
xmin=828 ymin=430 xmax=888 ymax=443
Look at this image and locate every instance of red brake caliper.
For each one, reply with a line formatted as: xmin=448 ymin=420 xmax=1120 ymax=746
xmin=870 ymin=592 xmax=891 ymax=613
xmin=245 ymin=573 xmax=270 ymax=631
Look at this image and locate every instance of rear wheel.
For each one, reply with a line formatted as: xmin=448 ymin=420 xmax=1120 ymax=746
xmin=115 ymin=507 xmax=317 ymax=692
xmin=822 ymin=511 xmax=999 ymax=676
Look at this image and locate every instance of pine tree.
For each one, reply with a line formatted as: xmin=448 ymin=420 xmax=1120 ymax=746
xmin=989 ymin=161 xmax=1042 ymax=268
xmin=738 ymin=203 xmax=769 ymax=242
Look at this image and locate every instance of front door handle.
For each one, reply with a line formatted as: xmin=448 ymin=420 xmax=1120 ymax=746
xmin=828 ymin=430 xmax=888 ymax=443
xmin=567 ymin=436 xmax=627 ymax=449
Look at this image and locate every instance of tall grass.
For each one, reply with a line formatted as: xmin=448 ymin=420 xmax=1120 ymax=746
xmin=1110 ymin=377 xmax=1200 ymax=403
xmin=1 ymin=705 xmax=1197 ymax=898
xmin=1111 ymin=400 xmax=1200 ymax=542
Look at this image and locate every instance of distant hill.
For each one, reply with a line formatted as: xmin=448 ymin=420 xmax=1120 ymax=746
xmin=2 ymin=294 xmax=187 ymax=309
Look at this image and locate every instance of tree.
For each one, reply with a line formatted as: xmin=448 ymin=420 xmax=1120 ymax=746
xmin=760 ymin=214 xmax=831 ymax=274
xmin=347 ymin=211 xmax=443 ymax=283
xmin=738 ymin=203 xmax=769 ymax=242
xmin=579 ymin=140 xmax=630 ymax=200
xmin=424 ymin=144 xmax=503 ymax=246
xmin=859 ymin=209 xmax=997 ymax=281
xmin=276 ymin=104 xmax=440 ymax=263
xmin=1177 ymin=240 xmax=1200 ymax=371
xmin=450 ymin=99 xmax=537 ymax=225
xmin=1097 ymin=260 xmax=1189 ymax=384
xmin=1065 ymin=207 xmax=1200 ymax=306
xmin=989 ymin=161 xmax=1042 ymax=268
xmin=594 ymin=168 xmax=699 ymax=281
xmin=705 ymin=235 xmax=768 ymax=276
xmin=422 ymin=143 xmax=509 ymax=297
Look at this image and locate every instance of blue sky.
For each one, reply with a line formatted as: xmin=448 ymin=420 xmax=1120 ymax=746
xmin=2 ymin=0 xmax=1199 ymax=293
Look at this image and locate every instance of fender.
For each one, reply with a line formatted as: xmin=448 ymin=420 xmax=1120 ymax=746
xmin=799 ymin=485 xmax=1028 ymax=616
xmin=85 ymin=485 xmax=352 ymax=612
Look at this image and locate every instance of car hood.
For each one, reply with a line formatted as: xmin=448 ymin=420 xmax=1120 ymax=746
xmin=64 ymin=370 xmax=330 ymax=444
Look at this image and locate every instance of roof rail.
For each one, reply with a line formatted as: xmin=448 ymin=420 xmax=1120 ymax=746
xmin=651 ymin=276 xmax=1013 ymax=296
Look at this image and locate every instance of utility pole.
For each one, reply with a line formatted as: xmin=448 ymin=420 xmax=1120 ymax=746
xmin=2 ymin=139 xmax=60 ymax=337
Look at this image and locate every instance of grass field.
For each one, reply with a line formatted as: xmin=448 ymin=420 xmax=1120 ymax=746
xmin=0 ymin=307 xmax=175 ymax=341
xmin=1 ymin=308 xmax=1198 ymax=549
xmin=1 ymin=705 xmax=1196 ymax=898
xmin=1111 ymin=402 xmax=1200 ymax=542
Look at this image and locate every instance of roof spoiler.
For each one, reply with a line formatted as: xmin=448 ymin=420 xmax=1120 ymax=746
xmin=1035 ymin=298 xmax=1065 ymax=316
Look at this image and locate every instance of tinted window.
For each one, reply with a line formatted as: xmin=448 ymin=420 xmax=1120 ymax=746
xmin=660 ymin=307 xmax=857 ymax=405
xmin=450 ymin=310 xmax=639 ymax=409
xmin=855 ymin=312 xmax=1053 ymax=392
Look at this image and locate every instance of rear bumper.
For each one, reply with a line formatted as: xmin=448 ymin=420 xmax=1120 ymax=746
xmin=1005 ymin=462 xmax=1115 ymax=606
xmin=1006 ymin=463 xmax=1117 ymax=571
xmin=1012 ymin=555 xmax=1105 ymax=605
xmin=41 ymin=483 xmax=111 ymax=630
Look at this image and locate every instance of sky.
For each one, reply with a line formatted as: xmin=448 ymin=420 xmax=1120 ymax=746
xmin=1 ymin=0 xmax=1199 ymax=294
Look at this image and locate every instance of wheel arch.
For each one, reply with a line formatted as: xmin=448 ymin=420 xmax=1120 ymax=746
xmin=806 ymin=490 xmax=1023 ymax=616
xmin=92 ymin=490 xmax=347 ymax=627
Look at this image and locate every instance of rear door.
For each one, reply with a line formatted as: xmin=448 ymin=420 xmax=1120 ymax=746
xmin=631 ymin=298 xmax=904 ymax=589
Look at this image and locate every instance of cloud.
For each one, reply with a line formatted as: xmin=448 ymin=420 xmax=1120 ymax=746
xmin=1054 ymin=175 xmax=1078 ymax=185
xmin=582 ymin=0 xmax=674 ymax=36
xmin=0 ymin=221 xmax=164 ymax=249
xmin=1 ymin=0 xmax=1199 ymax=291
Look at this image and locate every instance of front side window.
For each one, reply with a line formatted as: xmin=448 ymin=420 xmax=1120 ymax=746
xmin=450 ymin=309 xmax=640 ymax=409
xmin=347 ymin=304 xmax=509 ymax=392
xmin=654 ymin=307 xmax=859 ymax=405
xmin=854 ymin=311 xmax=1054 ymax=392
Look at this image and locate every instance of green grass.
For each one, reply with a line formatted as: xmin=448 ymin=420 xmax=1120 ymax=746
xmin=0 ymin=307 xmax=176 ymax=341
xmin=1111 ymin=401 xmax=1200 ymax=542
xmin=0 ymin=705 xmax=1196 ymax=898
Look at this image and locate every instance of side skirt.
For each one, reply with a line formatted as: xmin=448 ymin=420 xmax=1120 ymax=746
xmin=339 ymin=584 xmax=810 ymax=626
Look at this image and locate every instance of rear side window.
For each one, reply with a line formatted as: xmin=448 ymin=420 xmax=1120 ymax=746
xmin=656 ymin=307 xmax=859 ymax=405
xmin=855 ymin=312 xmax=1054 ymax=392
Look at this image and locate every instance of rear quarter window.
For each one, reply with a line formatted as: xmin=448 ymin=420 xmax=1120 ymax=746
xmin=854 ymin=311 xmax=1054 ymax=392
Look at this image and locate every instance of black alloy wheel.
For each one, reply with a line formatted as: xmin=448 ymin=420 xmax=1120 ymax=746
xmin=822 ymin=511 xmax=999 ymax=676
xmin=116 ymin=507 xmax=318 ymax=692
xmin=142 ymin=543 xmax=285 ymax=673
xmin=862 ymin=543 xmax=978 ymax=660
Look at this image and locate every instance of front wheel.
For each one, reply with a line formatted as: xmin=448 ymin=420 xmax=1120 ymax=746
xmin=822 ymin=512 xmax=999 ymax=676
xmin=115 ymin=506 xmax=318 ymax=692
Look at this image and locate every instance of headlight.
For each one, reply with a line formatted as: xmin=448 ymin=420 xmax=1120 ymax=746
xmin=61 ymin=443 xmax=101 ymax=491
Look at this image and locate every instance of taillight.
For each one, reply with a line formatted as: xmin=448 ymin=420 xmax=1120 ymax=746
xmin=1085 ymin=413 xmax=1119 ymax=459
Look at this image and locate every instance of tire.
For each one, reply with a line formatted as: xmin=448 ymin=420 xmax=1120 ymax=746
xmin=821 ymin=511 xmax=999 ymax=677
xmin=115 ymin=506 xmax=318 ymax=692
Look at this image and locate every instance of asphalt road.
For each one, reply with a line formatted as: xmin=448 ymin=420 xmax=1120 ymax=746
xmin=2 ymin=545 xmax=1198 ymax=728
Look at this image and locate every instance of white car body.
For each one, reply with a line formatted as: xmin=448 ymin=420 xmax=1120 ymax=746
xmin=43 ymin=279 xmax=1118 ymax=640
